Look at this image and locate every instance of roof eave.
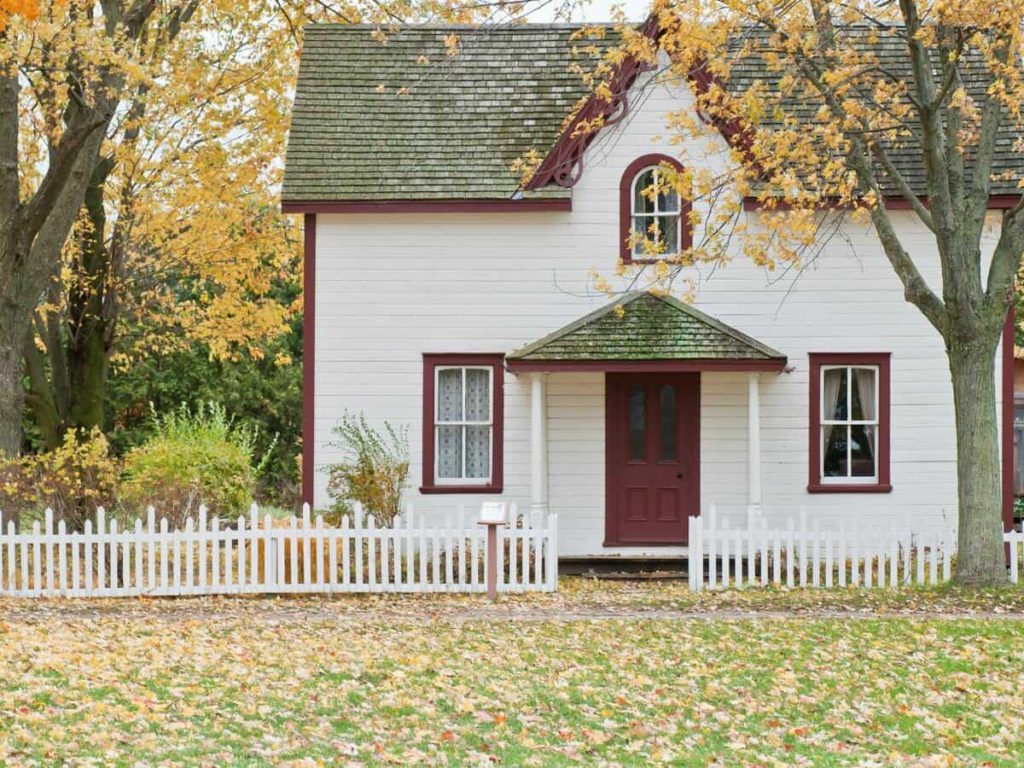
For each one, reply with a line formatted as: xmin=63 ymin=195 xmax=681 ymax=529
xmin=281 ymin=197 xmax=572 ymax=214
xmin=505 ymin=358 xmax=787 ymax=373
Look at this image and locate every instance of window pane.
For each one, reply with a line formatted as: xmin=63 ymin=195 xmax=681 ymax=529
xmin=629 ymin=386 xmax=646 ymax=461
xmin=465 ymin=426 xmax=491 ymax=479
xmin=850 ymin=425 xmax=876 ymax=477
xmin=633 ymin=169 xmax=656 ymax=214
xmin=822 ymin=368 xmax=847 ymax=421
xmin=822 ymin=424 xmax=846 ymax=477
xmin=655 ymin=172 xmax=680 ymax=213
xmin=633 ymin=215 xmax=658 ymax=255
xmin=658 ymin=215 xmax=679 ymax=252
xmin=850 ymin=367 xmax=876 ymax=421
xmin=465 ymin=368 xmax=490 ymax=421
xmin=437 ymin=425 xmax=463 ymax=478
xmin=437 ymin=369 xmax=462 ymax=422
xmin=659 ymin=385 xmax=678 ymax=461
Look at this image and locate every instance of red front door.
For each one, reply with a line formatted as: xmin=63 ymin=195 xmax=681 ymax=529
xmin=605 ymin=373 xmax=700 ymax=545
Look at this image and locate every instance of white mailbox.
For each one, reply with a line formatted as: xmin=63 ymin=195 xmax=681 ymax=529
xmin=479 ymin=501 xmax=509 ymax=525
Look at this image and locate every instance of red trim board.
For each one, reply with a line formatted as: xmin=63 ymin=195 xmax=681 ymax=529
xmin=302 ymin=213 xmax=316 ymax=507
xmin=506 ymin=358 xmax=785 ymax=373
xmin=1003 ymin=310 xmax=1014 ymax=533
xmin=282 ymin=199 xmax=571 ymax=214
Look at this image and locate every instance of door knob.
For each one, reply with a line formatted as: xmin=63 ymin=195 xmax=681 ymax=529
xmin=676 ymin=472 xmax=685 ymax=479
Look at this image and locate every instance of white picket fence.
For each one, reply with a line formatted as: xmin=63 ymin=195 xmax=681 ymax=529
xmin=0 ymin=504 xmax=558 ymax=598
xmin=688 ymin=505 xmax=1024 ymax=590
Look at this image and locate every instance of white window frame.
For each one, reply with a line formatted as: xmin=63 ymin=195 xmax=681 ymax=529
xmin=630 ymin=165 xmax=682 ymax=258
xmin=434 ymin=365 xmax=494 ymax=485
xmin=819 ymin=364 xmax=880 ymax=484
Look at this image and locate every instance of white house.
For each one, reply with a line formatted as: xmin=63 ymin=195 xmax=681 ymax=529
xmin=282 ymin=23 xmax=1016 ymax=559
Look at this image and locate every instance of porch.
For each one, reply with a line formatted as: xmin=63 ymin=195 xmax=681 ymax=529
xmin=505 ymin=292 xmax=787 ymax=558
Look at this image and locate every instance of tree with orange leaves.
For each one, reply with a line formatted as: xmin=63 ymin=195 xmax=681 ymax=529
xmin=592 ymin=1 xmax=1024 ymax=583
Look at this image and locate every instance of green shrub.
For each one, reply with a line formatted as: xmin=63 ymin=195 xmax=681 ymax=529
xmin=0 ymin=428 xmax=118 ymax=531
xmin=121 ymin=403 xmax=273 ymax=526
xmin=325 ymin=412 xmax=409 ymax=527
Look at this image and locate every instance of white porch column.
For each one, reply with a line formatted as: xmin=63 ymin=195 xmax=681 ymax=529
xmin=747 ymin=372 xmax=762 ymax=515
xmin=530 ymin=372 xmax=549 ymax=520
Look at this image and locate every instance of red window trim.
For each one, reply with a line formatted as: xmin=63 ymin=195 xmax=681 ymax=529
xmin=421 ymin=353 xmax=505 ymax=495
xmin=619 ymin=154 xmax=693 ymax=265
xmin=807 ymin=352 xmax=892 ymax=494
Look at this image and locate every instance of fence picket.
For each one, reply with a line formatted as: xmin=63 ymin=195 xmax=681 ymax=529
xmin=133 ymin=519 xmax=143 ymax=594
xmin=31 ymin=521 xmax=42 ymax=596
xmin=120 ymin=520 xmax=130 ymax=594
xmin=185 ymin=517 xmax=195 ymax=593
xmin=824 ymin=529 xmax=834 ymax=588
xmin=341 ymin=514 xmax=350 ymax=589
xmin=811 ymin=520 xmax=821 ymax=588
xmin=355 ymin=507 xmax=365 ymax=590
xmin=57 ymin=519 xmax=67 ymax=596
xmin=44 ymin=510 xmax=54 ymax=594
xmin=784 ymin=518 xmax=794 ymax=588
xmin=705 ymin=504 xmax=716 ymax=587
xmin=249 ymin=505 xmax=259 ymax=587
xmin=368 ymin=516 xmax=377 ymax=591
xmin=888 ymin=529 xmax=898 ymax=588
xmin=146 ymin=508 xmax=156 ymax=593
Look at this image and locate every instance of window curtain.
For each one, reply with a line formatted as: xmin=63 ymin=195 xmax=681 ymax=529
xmin=437 ymin=370 xmax=463 ymax=478
xmin=465 ymin=369 xmax=491 ymax=479
xmin=821 ymin=368 xmax=844 ymax=445
xmin=855 ymin=367 xmax=877 ymax=461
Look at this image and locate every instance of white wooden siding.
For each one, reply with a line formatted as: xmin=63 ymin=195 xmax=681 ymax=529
xmin=312 ymin=71 xmax=1003 ymax=556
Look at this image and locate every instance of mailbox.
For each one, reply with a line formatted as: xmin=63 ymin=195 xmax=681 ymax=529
xmin=479 ymin=501 xmax=509 ymax=525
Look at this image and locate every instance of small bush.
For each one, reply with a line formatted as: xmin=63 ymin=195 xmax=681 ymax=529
xmin=325 ymin=412 xmax=409 ymax=527
xmin=121 ymin=403 xmax=272 ymax=527
xmin=0 ymin=428 xmax=118 ymax=531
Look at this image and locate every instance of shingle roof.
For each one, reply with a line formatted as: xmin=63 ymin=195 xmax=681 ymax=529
xmin=283 ymin=23 xmax=1023 ymax=202
xmin=283 ymin=24 xmax=610 ymax=202
xmin=506 ymin=292 xmax=787 ymax=362
xmin=726 ymin=26 xmax=1024 ymax=197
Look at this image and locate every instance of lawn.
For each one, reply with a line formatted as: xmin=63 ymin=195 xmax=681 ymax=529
xmin=1 ymin=580 xmax=1024 ymax=766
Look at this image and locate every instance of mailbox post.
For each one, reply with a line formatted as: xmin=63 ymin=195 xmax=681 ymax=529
xmin=478 ymin=501 xmax=509 ymax=601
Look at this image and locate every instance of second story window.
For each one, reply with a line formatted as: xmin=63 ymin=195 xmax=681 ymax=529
xmin=631 ymin=166 xmax=681 ymax=257
xmin=619 ymin=154 xmax=691 ymax=264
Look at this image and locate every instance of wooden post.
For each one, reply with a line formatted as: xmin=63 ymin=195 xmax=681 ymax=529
xmin=484 ymin=522 xmax=498 ymax=601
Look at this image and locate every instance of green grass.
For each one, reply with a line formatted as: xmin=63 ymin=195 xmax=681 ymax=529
xmin=1 ymin=582 xmax=1023 ymax=765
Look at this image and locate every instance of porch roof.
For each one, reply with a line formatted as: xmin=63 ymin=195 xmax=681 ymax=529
xmin=506 ymin=292 xmax=787 ymax=372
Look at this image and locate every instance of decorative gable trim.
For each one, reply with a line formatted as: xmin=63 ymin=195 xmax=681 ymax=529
xmin=523 ymin=16 xmax=663 ymax=192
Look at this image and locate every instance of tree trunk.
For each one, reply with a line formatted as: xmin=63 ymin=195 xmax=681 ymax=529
xmin=949 ymin=335 xmax=1007 ymax=585
xmin=68 ymin=327 xmax=108 ymax=431
xmin=0 ymin=303 xmax=26 ymax=460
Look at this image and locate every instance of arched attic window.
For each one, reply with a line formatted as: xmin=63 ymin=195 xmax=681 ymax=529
xmin=619 ymin=154 xmax=692 ymax=264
